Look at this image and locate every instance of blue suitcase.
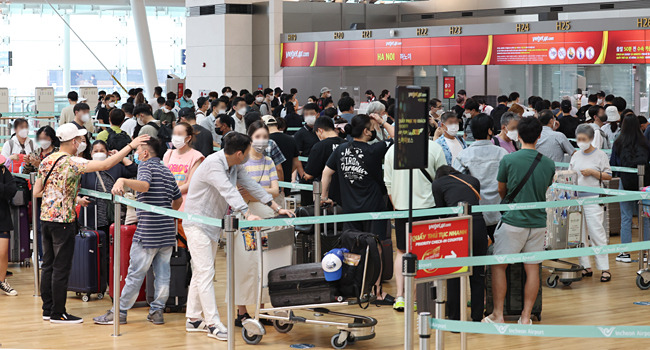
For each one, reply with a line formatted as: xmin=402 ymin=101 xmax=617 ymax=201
xmin=68 ymin=229 xmax=107 ymax=302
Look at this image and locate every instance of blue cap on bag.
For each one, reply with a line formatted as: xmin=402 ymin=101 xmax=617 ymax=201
xmin=322 ymin=248 xmax=345 ymax=281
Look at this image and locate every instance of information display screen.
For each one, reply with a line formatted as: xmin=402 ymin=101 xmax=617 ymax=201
xmin=394 ymin=86 xmax=429 ymax=170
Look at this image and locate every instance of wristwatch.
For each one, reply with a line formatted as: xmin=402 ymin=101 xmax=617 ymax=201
xmin=266 ymin=200 xmax=279 ymax=213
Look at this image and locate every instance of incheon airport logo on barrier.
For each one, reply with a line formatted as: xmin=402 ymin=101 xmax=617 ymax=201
xmin=599 ymin=327 xmax=616 ymax=337
xmin=285 ymin=50 xmax=310 ymax=59
xmin=531 ymin=35 xmax=555 ymax=43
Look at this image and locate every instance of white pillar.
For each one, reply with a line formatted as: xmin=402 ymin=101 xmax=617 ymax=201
xmin=130 ymin=0 xmax=158 ymax=97
xmin=63 ymin=14 xmax=71 ymax=93
xmin=268 ymin=0 xmax=283 ymax=89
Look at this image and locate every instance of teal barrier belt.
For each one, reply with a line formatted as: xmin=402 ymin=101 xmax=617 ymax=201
xmin=418 ymin=240 xmax=650 ymax=270
xmin=287 ymin=127 xmax=301 ymax=132
xmin=113 ymin=195 xmax=223 ymax=228
xmin=473 ymin=192 xmax=645 ymax=213
xmin=555 ymin=161 xmax=637 ymax=173
xmin=78 ymin=188 xmax=112 ymax=201
xmin=96 ymin=123 xmax=111 ymax=128
xmin=549 ymin=183 xmax=630 ymax=196
xmin=431 ymin=319 xmax=650 ymax=338
xmin=279 ymin=181 xmax=313 ymax=190
xmin=298 ymin=156 xmax=309 ymax=162
xmin=12 ymin=173 xmax=30 ymax=180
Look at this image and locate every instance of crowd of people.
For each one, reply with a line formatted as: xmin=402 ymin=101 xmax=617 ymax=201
xmin=0 ymin=84 xmax=646 ymax=339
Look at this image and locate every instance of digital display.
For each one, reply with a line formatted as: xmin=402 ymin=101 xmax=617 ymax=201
xmin=395 ymin=86 xmax=429 ymax=170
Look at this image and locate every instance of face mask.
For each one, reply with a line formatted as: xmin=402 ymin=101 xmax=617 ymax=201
xmin=463 ymin=112 xmax=472 ymax=119
xmin=17 ymin=129 xmax=28 ymax=139
xmin=446 ymin=123 xmax=459 ymax=135
xmin=506 ymin=130 xmax=518 ymax=142
xmin=241 ymin=153 xmax=250 ymax=164
xmin=577 ymin=141 xmax=591 ymax=151
xmin=238 ymin=107 xmax=247 ymax=116
xmin=369 ymin=130 xmax=377 ymax=142
xmin=255 ymin=97 xmax=264 ymax=103
xmin=137 ymin=117 xmax=145 ymax=126
xmin=215 ymin=127 xmax=223 ymax=136
xmin=304 ymin=115 xmax=316 ymax=126
xmin=217 ymin=109 xmax=226 ymax=115
xmin=252 ymin=139 xmax=269 ymax=153
xmin=597 ymin=99 xmax=604 ymax=105
xmin=92 ymin=152 xmax=107 ymax=161
xmin=171 ymin=135 xmax=187 ymax=149
xmin=39 ymin=140 xmax=51 ymax=149
xmin=108 ymin=102 xmax=116 ymax=108
xmin=162 ymin=107 xmax=170 ymax=113
xmin=76 ymin=141 xmax=87 ymax=155
xmin=225 ymin=92 xmax=232 ymax=98
xmin=436 ymin=109 xmax=444 ymax=117
xmin=81 ymin=113 xmax=90 ymax=123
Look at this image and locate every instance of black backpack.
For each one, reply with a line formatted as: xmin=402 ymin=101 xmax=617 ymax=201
xmin=147 ymin=121 xmax=172 ymax=154
xmin=619 ymin=146 xmax=650 ymax=190
xmin=338 ymin=229 xmax=382 ymax=304
xmin=106 ymin=128 xmax=132 ymax=151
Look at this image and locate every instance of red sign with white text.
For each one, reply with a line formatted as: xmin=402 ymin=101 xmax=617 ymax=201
xmin=410 ymin=217 xmax=471 ymax=279
xmin=443 ymin=77 xmax=455 ymax=99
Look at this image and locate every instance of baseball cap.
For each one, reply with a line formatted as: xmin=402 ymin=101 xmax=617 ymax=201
xmin=322 ymin=249 xmax=345 ymax=281
xmin=605 ymin=106 xmax=620 ymax=122
xmin=56 ymin=123 xmax=87 ymax=142
xmin=585 ymin=110 xmax=593 ymax=122
xmin=262 ymin=115 xmax=277 ymax=126
xmin=320 ymin=87 xmax=331 ymax=94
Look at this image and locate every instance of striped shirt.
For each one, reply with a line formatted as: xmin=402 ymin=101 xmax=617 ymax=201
xmin=244 ymin=156 xmax=278 ymax=188
xmin=134 ymin=157 xmax=182 ymax=248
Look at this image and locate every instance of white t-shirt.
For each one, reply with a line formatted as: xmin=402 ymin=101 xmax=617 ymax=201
xmin=569 ymin=148 xmax=612 ymax=197
xmin=588 ymin=123 xmax=609 ymax=149
xmin=121 ymin=117 xmax=137 ymax=137
xmin=195 ymin=110 xmax=207 ymax=125
xmin=445 ymin=137 xmax=463 ymax=163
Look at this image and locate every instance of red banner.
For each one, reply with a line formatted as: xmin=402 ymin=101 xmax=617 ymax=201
xmin=409 ymin=217 xmax=470 ymax=279
xmin=443 ymin=77 xmax=455 ymax=99
xmin=280 ymin=29 xmax=650 ymax=67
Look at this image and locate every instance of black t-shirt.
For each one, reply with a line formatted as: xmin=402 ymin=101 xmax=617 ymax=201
xmin=294 ymin=125 xmax=319 ymax=159
xmin=306 ymin=136 xmax=344 ymax=203
xmin=431 ymin=173 xmax=482 ymax=218
xmin=285 ymin=113 xmax=304 ymax=132
xmin=558 ymin=114 xmax=581 ymax=139
xmin=270 ymin=131 xmax=300 ymax=195
xmin=191 ymin=124 xmax=214 ymax=157
xmin=325 ymin=140 xmax=392 ymax=213
xmin=577 ymin=104 xmax=592 ymax=120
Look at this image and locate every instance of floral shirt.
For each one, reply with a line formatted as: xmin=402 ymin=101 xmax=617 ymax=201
xmin=23 ymin=147 xmax=59 ymax=174
xmin=39 ymin=151 xmax=88 ymax=223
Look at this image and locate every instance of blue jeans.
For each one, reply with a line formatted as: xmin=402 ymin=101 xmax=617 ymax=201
xmin=116 ymin=241 xmax=172 ymax=314
xmin=619 ymin=183 xmax=650 ymax=243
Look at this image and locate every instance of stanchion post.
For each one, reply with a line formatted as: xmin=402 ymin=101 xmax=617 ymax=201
xmin=224 ymin=214 xmax=237 ymax=350
xmin=30 ymin=172 xmax=39 ymax=297
xmin=458 ymin=202 xmax=468 ymax=350
xmin=434 ymin=279 xmax=446 ymax=350
xmin=403 ymin=252 xmax=417 ymax=350
xmin=313 ymin=181 xmax=322 ymax=262
xmin=639 ymin=165 xmax=646 ymax=271
xmin=419 ymin=312 xmax=432 ymax=350
xmin=112 ymin=200 xmax=121 ymax=337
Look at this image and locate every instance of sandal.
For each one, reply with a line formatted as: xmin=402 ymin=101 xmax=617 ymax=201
xmin=582 ymin=269 xmax=593 ymax=277
xmin=601 ymin=271 xmax=611 ymax=283
xmin=372 ymin=285 xmax=396 ymax=306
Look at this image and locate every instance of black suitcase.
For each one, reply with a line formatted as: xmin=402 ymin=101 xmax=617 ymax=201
xmin=338 ymin=229 xmax=382 ymax=299
xmin=485 ymin=263 xmax=542 ymax=321
xmin=294 ymin=204 xmax=342 ymax=264
xmin=268 ymin=263 xmax=340 ymax=307
xmin=68 ymin=229 xmax=107 ymax=302
xmin=146 ymin=246 xmax=191 ymax=312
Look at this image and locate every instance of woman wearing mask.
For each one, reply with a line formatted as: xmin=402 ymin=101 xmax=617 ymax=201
xmin=284 ymin=102 xmax=304 ymax=132
xmin=0 ymin=154 xmax=18 ymax=296
xmin=492 ymin=112 xmax=520 ymax=154
xmin=2 ymin=118 xmax=35 ymax=172
xmin=23 ymin=126 xmax=59 ymax=174
xmin=163 ymin=123 xmax=204 ymax=240
xmin=366 ymin=101 xmax=390 ymax=143
xmin=431 ymin=165 xmax=487 ymax=322
xmin=570 ymin=124 xmax=612 ymax=282
xmin=233 ymin=120 xmax=279 ymax=327
xmin=610 ymin=114 xmax=650 ymax=263
xmin=79 ymin=141 xmax=138 ymax=234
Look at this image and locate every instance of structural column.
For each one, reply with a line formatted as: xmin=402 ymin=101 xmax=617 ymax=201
xmin=63 ymin=13 xmax=71 ymax=93
xmin=130 ymin=0 xmax=158 ymax=97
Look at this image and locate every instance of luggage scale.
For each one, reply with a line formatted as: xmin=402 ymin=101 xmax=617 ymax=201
xmin=241 ymin=225 xmax=377 ymax=349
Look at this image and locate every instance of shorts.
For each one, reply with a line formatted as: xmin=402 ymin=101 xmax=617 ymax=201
xmin=0 ymin=231 xmax=8 ymax=239
xmin=394 ymin=216 xmax=436 ymax=251
xmin=493 ymin=222 xmax=546 ymax=264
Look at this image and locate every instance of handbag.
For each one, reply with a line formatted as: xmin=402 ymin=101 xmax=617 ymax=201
xmin=500 ymin=152 xmax=543 ymax=204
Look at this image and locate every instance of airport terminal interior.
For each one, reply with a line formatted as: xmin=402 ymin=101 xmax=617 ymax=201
xmin=5 ymin=0 xmax=650 ymax=349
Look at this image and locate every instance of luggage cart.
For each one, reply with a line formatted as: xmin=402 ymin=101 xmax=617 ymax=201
xmin=241 ymin=225 xmax=377 ymax=349
xmin=543 ymin=170 xmax=585 ymax=288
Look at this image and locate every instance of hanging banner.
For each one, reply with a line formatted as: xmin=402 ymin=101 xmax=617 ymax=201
xmin=443 ymin=77 xmax=455 ymax=99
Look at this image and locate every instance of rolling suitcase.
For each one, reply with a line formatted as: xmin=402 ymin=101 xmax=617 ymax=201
xmin=68 ymin=230 xmax=107 ymax=302
xmin=485 ymin=263 xmax=543 ymax=321
xmin=145 ymin=230 xmax=191 ymax=313
xmin=606 ymin=178 xmax=621 ymax=236
xmin=294 ymin=204 xmax=342 ymax=264
xmin=108 ymin=224 xmax=146 ymax=304
xmin=268 ymin=262 xmax=340 ymax=307
xmin=8 ymin=205 xmax=30 ymax=265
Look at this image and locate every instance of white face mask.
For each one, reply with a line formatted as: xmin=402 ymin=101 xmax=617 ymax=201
xmin=435 ymin=109 xmax=444 ymax=117
xmin=39 ymin=140 xmax=51 ymax=149
xmin=445 ymin=123 xmax=459 ymax=135
xmin=238 ymin=107 xmax=248 ymax=116
xmin=255 ymin=96 xmax=264 ymax=103
xmin=17 ymin=129 xmax=28 ymax=139
xmin=81 ymin=113 xmax=90 ymax=123
xmin=463 ymin=112 xmax=472 ymax=119
xmin=76 ymin=141 xmax=87 ymax=155
xmin=162 ymin=107 xmax=170 ymax=113
xmin=304 ymin=115 xmax=316 ymax=126
xmin=171 ymin=135 xmax=187 ymax=149
xmin=577 ymin=141 xmax=591 ymax=151
xmin=224 ymin=92 xmax=232 ymax=98
xmin=137 ymin=117 xmax=145 ymax=126
xmin=597 ymin=98 xmax=604 ymax=105
xmin=252 ymin=139 xmax=269 ymax=153
xmin=108 ymin=102 xmax=116 ymax=108
xmin=217 ymin=109 xmax=226 ymax=115
xmin=506 ymin=129 xmax=518 ymax=142
xmin=92 ymin=152 xmax=107 ymax=161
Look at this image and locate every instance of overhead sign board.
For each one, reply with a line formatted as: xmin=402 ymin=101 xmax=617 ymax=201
xmin=394 ymin=85 xmax=429 ymax=170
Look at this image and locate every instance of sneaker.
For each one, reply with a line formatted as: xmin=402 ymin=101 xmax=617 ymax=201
xmin=93 ymin=310 xmax=126 ymax=325
xmin=235 ymin=313 xmax=250 ymax=328
xmin=147 ymin=310 xmax=164 ymax=325
xmin=186 ymin=319 xmax=209 ymax=333
xmin=207 ymin=322 xmax=228 ymax=341
xmin=0 ymin=280 xmax=17 ymax=296
xmin=50 ymin=312 xmax=83 ymax=324
xmin=42 ymin=310 xmax=51 ymax=321
xmin=616 ymin=253 xmax=632 ymax=263
xmin=393 ymin=296 xmax=405 ymax=312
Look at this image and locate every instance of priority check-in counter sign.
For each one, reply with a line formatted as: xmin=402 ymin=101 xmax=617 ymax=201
xmin=409 ymin=216 xmax=473 ymax=281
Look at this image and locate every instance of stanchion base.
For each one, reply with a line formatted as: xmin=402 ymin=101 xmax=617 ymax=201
xmin=111 ymin=334 xmax=121 ymax=337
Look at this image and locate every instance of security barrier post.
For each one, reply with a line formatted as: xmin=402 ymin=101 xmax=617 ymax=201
xmin=434 ymin=279 xmax=446 ymax=350
xmin=639 ymin=165 xmax=646 ymax=271
xmin=419 ymin=312 xmax=432 ymax=350
xmin=30 ymin=172 xmax=39 ymax=297
xmin=313 ymin=181 xmax=322 ymax=262
xmin=458 ymin=202 xmax=469 ymax=350
xmin=112 ymin=200 xmax=122 ymax=337
xmin=224 ymin=215 xmax=237 ymax=350
xmin=403 ymin=252 xmax=417 ymax=350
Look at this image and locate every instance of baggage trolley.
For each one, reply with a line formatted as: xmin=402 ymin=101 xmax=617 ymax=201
xmin=241 ymin=225 xmax=377 ymax=349
xmin=543 ymin=170 xmax=585 ymax=288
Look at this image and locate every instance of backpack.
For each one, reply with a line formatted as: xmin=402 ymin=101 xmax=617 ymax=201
xmin=106 ymin=128 xmax=131 ymax=151
xmin=147 ymin=121 xmax=172 ymax=154
xmin=338 ymin=229 xmax=382 ymax=304
xmin=619 ymin=146 xmax=650 ymax=190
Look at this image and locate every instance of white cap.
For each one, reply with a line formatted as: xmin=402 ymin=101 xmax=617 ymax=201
xmin=585 ymin=110 xmax=593 ymax=122
xmin=321 ymin=253 xmax=343 ymax=281
xmin=605 ymin=106 xmax=620 ymax=122
xmin=56 ymin=123 xmax=87 ymax=142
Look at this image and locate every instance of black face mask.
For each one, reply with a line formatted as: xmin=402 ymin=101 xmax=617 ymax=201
xmin=215 ymin=127 xmax=223 ymax=136
xmin=369 ymin=130 xmax=377 ymax=142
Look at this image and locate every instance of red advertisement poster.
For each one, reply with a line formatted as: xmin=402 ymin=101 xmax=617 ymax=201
xmin=349 ymin=40 xmax=375 ymax=66
xmin=460 ymin=35 xmax=491 ymax=65
xmin=401 ymin=38 xmax=431 ymax=66
xmin=605 ymin=30 xmax=649 ymax=64
xmin=430 ymin=37 xmax=462 ymax=65
xmin=374 ymin=39 xmax=403 ymax=66
xmin=563 ymin=31 xmax=604 ymax=65
xmin=280 ymin=42 xmax=317 ymax=67
xmin=491 ymin=34 xmax=530 ymax=65
xmin=409 ymin=217 xmax=470 ymax=279
xmin=443 ymin=77 xmax=455 ymax=99
xmin=527 ymin=33 xmax=566 ymax=64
